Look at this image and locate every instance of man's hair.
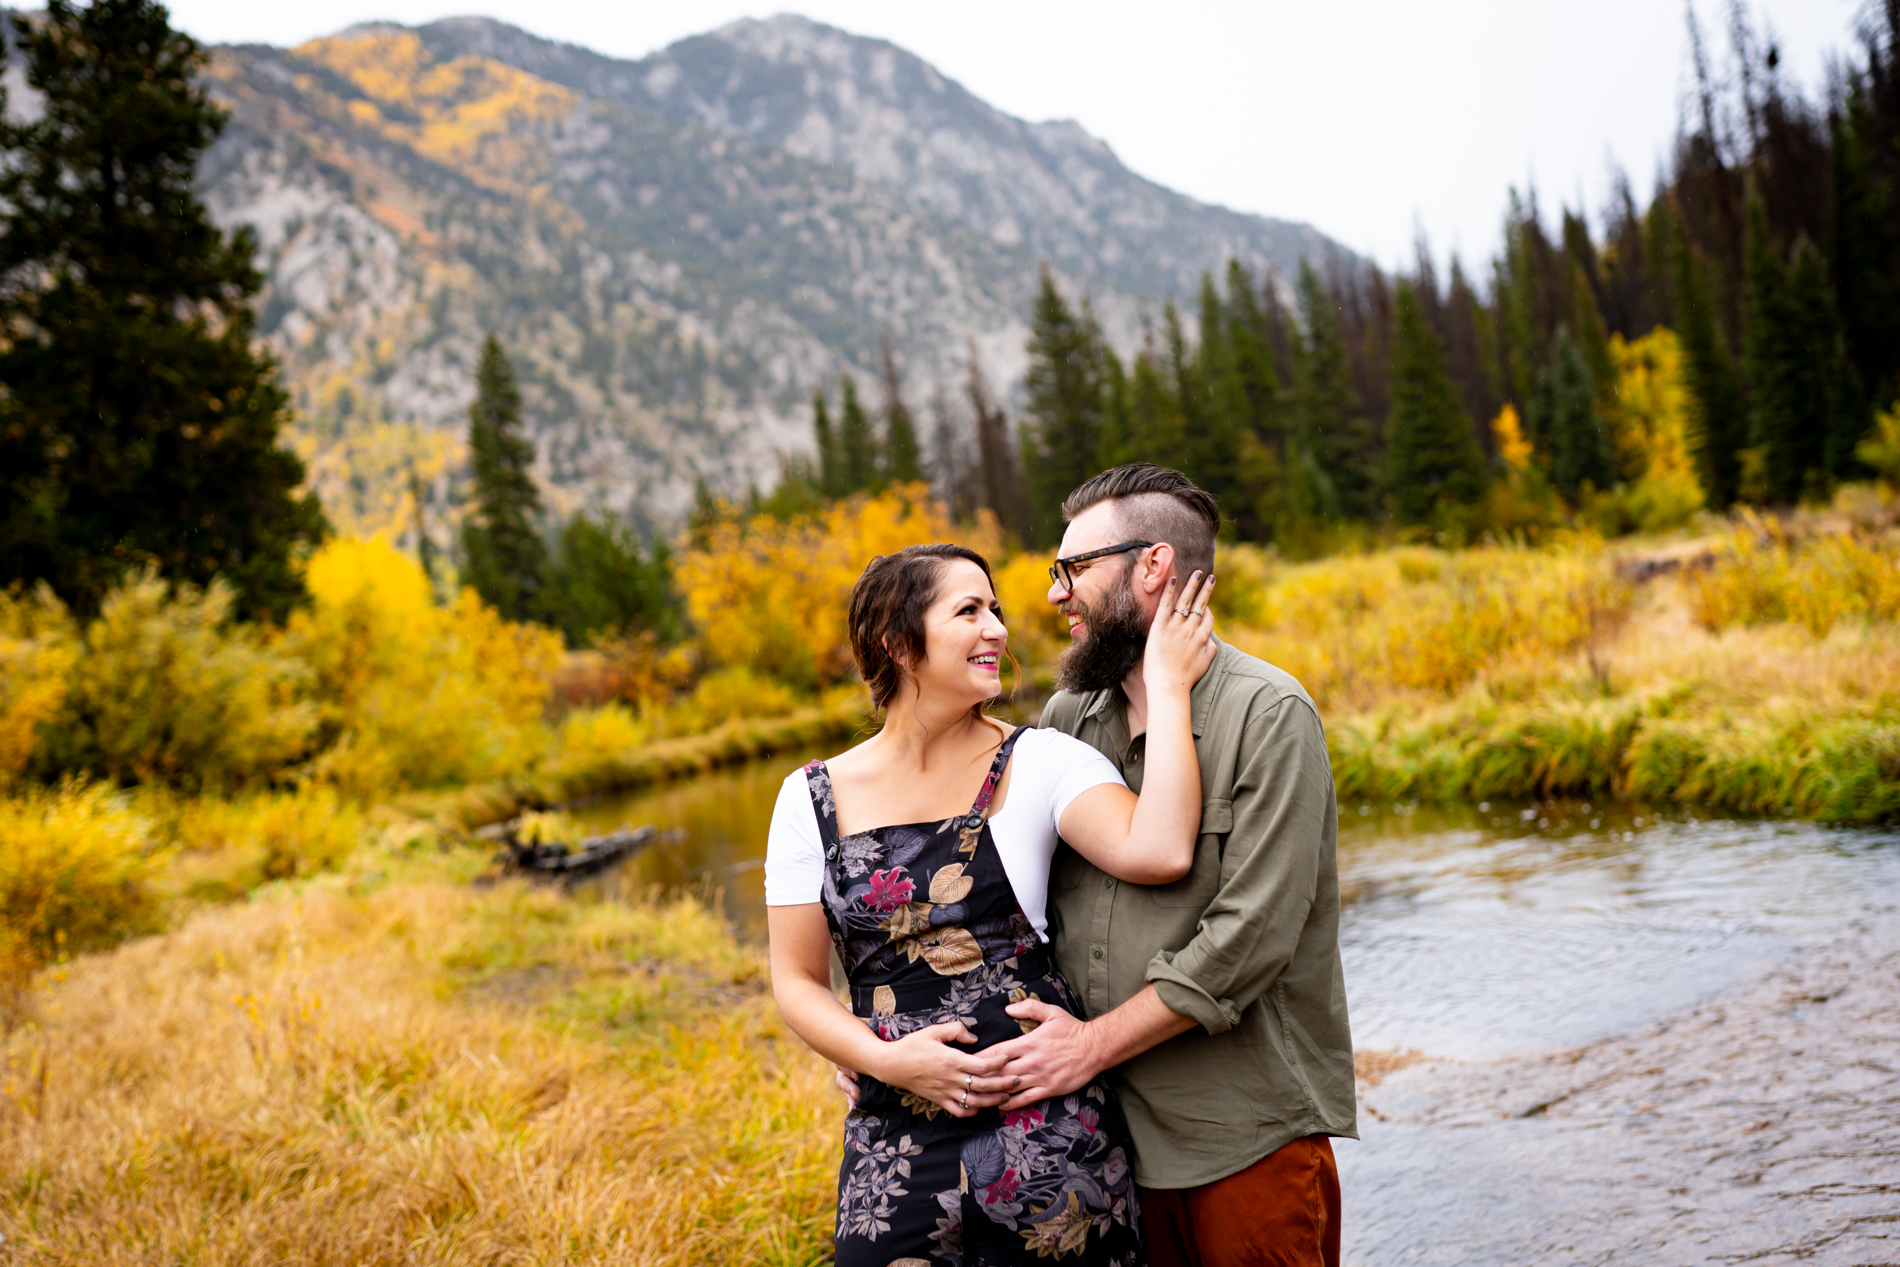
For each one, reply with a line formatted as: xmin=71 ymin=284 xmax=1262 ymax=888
xmin=1061 ymin=463 xmax=1219 ymax=580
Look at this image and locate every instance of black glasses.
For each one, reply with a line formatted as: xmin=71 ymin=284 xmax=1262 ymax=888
xmin=1049 ymin=541 xmax=1154 ymax=591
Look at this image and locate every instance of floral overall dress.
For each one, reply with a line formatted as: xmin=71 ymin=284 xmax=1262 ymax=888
xmin=804 ymin=727 xmax=1145 ymax=1267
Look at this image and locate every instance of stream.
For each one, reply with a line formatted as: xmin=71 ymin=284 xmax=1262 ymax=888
xmin=571 ymin=758 xmax=1900 ymax=1266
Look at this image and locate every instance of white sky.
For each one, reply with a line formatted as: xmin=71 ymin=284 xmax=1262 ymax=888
xmin=170 ymin=0 xmax=1864 ymax=272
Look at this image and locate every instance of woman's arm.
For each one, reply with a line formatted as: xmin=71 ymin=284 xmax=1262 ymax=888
xmin=767 ymin=904 xmax=1008 ymax=1117
xmin=1055 ymin=571 xmax=1215 ymax=884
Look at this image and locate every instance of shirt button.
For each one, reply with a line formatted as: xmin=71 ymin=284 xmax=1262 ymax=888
xmin=1103 ymin=877 xmax=1115 ymax=890
xmin=1092 ymin=947 xmax=1104 ymax=959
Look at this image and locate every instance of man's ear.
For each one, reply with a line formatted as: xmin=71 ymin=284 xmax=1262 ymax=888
xmin=1133 ymin=542 xmax=1176 ymax=596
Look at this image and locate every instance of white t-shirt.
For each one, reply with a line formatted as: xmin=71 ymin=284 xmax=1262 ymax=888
xmin=764 ymin=727 xmax=1126 ymax=942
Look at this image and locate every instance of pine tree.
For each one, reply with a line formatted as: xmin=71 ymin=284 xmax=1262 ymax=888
xmin=1743 ymin=198 xmax=1838 ymax=502
xmin=0 ymin=0 xmax=326 ymax=620
xmin=879 ymin=342 xmax=924 ymax=486
xmin=966 ymin=350 xmax=1036 ymax=546
xmin=1021 ymin=268 xmax=1108 ymax=543
xmin=837 ymin=374 xmax=880 ymax=495
xmin=1671 ymin=219 xmax=1748 ymax=508
xmin=1533 ymin=327 xmax=1616 ymax=500
xmin=1385 ymin=282 xmax=1487 ymax=524
xmin=1292 ymin=260 xmax=1381 ymax=521
xmin=460 ymin=335 xmax=547 ymax=621
xmin=1187 ymin=272 xmax=1244 ymax=520
xmin=811 ymin=387 xmax=841 ymax=497
xmin=540 ymin=512 xmax=680 ymax=648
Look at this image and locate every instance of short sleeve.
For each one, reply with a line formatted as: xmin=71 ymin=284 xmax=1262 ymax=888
xmin=763 ymin=770 xmax=826 ymax=906
xmin=1037 ymin=728 xmax=1127 ymax=826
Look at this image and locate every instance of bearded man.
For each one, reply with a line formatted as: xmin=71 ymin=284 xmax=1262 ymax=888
xmin=990 ymin=462 xmax=1357 ymax=1266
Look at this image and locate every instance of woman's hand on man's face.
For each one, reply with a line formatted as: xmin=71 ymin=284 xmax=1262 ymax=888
xmin=1142 ymin=570 xmax=1216 ymax=695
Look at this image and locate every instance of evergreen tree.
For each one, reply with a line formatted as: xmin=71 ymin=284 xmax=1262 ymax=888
xmin=460 ymin=335 xmax=547 ymax=621
xmin=1743 ymin=199 xmax=1840 ymax=501
xmin=811 ymin=388 xmax=841 ymax=497
xmin=837 ymin=374 xmax=880 ymax=494
xmin=1532 ymin=327 xmax=1616 ymax=500
xmin=879 ymin=342 xmax=925 ymax=486
xmin=1292 ymin=260 xmax=1381 ymax=521
xmin=0 ymin=0 xmax=326 ymax=620
xmin=540 ymin=512 xmax=680 ymax=648
xmin=1021 ymin=268 xmax=1108 ymax=543
xmin=1671 ymin=219 xmax=1748 ymax=508
xmin=1830 ymin=87 xmax=1899 ymax=416
xmin=1187 ymin=272 xmax=1244 ymax=520
xmin=965 ymin=351 xmax=1036 ymax=545
xmin=1385 ymin=282 xmax=1487 ymax=525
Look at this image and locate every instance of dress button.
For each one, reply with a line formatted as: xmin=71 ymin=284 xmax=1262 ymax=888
xmin=1092 ymin=947 xmax=1104 ymax=959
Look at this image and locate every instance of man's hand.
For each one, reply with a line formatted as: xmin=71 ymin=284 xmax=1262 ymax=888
xmin=977 ymin=997 xmax=1109 ymax=1112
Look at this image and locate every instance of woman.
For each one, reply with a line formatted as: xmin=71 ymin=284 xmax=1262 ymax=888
xmin=766 ymin=542 xmax=1215 ymax=1265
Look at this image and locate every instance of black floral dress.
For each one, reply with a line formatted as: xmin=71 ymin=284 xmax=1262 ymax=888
xmin=804 ymin=727 xmax=1145 ymax=1266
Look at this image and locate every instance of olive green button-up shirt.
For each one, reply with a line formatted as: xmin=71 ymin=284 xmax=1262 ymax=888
xmin=1040 ymin=640 xmax=1357 ymax=1190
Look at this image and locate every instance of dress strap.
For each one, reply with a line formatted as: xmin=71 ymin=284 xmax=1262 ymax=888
xmin=801 ymin=759 xmax=840 ymax=849
xmin=958 ymin=726 xmax=1028 ymax=832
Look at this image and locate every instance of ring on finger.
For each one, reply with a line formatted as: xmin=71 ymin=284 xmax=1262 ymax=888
xmin=959 ymin=1090 xmax=969 ymax=1108
xmin=964 ymin=1073 xmax=972 ymax=1092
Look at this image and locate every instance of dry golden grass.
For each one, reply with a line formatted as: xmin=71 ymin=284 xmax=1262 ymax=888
xmin=0 ymin=869 xmax=839 ymax=1266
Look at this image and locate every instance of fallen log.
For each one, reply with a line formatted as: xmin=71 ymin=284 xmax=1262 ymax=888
xmin=484 ymin=822 xmax=664 ymax=878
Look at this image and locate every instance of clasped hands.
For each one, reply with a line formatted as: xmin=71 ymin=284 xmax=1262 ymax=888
xmin=839 ymin=996 xmax=1102 ymax=1117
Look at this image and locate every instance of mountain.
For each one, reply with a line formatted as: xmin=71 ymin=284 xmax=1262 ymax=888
xmin=188 ymin=14 xmax=1353 ymax=539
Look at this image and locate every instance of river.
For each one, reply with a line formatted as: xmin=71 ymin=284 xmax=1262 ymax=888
xmin=571 ymin=757 xmax=1900 ymax=1266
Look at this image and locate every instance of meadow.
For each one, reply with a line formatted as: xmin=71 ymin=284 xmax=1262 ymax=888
xmin=4 ymin=484 xmax=1900 ymax=1262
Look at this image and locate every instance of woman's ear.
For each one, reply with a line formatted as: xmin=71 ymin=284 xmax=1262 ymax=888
xmin=881 ymin=633 xmax=906 ymax=669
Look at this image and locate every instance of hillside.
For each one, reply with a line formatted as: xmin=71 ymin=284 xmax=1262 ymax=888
xmin=192 ymin=15 xmax=1351 ymax=539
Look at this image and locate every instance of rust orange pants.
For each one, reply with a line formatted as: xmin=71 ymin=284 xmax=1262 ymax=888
xmin=1139 ymin=1135 xmax=1341 ymax=1267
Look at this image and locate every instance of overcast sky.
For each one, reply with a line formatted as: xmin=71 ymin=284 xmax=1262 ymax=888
xmin=168 ymin=0 xmax=1865 ymax=271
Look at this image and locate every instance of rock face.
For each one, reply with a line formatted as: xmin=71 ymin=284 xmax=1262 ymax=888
xmin=196 ymin=15 xmax=1350 ymax=538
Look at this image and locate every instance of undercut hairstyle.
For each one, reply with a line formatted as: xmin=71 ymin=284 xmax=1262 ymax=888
xmin=1060 ymin=463 xmax=1220 ymax=581
xmin=848 ymin=543 xmax=1018 ymax=712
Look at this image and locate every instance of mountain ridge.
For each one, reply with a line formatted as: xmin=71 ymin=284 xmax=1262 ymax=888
xmin=181 ymin=14 xmax=1355 ymax=541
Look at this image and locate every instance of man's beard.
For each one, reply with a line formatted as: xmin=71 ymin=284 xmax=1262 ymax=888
xmin=1056 ymin=570 xmax=1149 ymax=695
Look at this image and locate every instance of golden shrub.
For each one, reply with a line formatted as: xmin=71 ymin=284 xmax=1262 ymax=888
xmin=285 ymin=537 xmax=565 ymax=796
xmin=1691 ymin=526 xmax=1900 ymax=637
xmin=1221 ymin=542 xmax=1630 ymax=705
xmin=674 ymin=485 xmax=961 ymax=689
xmin=551 ymin=702 xmax=650 ymax=768
xmin=0 ymin=781 xmax=160 ymax=964
xmin=53 ymin=570 xmax=317 ymax=790
xmin=0 ymin=584 xmax=77 ymax=787
xmin=165 ymin=787 xmax=369 ymax=898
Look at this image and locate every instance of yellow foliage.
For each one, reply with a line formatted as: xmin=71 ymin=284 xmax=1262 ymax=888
xmin=1855 ymin=402 xmax=1900 ymax=486
xmin=1219 ymin=542 xmax=1629 ymax=705
xmin=992 ymin=552 xmax=1067 ymax=670
xmin=0 ymin=782 xmax=160 ymax=966
xmin=1491 ymin=404 xmax=1533 ymax=472
xmin=674 ymin=486 xmax=961 ymax=689
xmin=0 ymin=585 xmax=77 ymax=787
xmin=285 ymin=537 xmax=564 ymax=796
xmin=551 ymin=702 xmax=651 ymax=771
xmin=1592 ymin=328 xmax=1704 ymax=533
xmin=163 ymin=787 xmax=369 ymax=900
xmin=1690 ymin=526 xmax=1900 ymax=637
xmin=58 ymin=570 xmax=317 ymax=790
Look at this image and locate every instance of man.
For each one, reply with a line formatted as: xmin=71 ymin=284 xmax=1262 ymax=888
xmin=990 ymin=462 xmax=1356 ymax=1266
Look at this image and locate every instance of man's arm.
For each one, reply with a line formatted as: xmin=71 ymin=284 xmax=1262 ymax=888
xmin=979 ymin=693 xmax=1332 ymax=1107
xmin=1143 ymin=695 xmax=1331 ymax=1035
xmin=983 ymin=984 xmax=1195 ymax=1111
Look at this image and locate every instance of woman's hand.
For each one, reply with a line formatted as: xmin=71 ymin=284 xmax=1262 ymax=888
xmin=871 ymin=1021 xmax=1009 ymax=1118
xmin=1143 ymin=570 xmax=1216 ymax=696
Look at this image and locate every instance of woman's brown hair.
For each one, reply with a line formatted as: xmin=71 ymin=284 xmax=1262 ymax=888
xmin=848 ymin=543 xmax=1018 ymax=712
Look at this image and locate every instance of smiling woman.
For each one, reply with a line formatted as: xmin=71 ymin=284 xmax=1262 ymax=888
xmin=760 ymin=542 xmax=1214 ymax=1263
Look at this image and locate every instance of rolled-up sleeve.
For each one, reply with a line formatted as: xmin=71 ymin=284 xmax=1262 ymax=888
xmin=1145 ymin=695 xmax=1331 ymax=1034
